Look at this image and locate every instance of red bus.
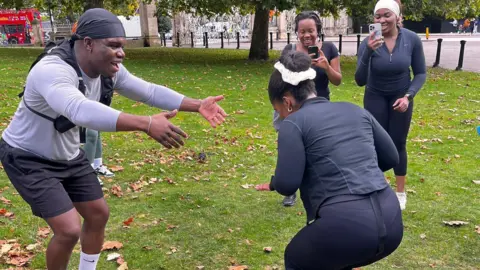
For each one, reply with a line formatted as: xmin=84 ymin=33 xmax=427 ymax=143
xmin=0 ymin=8 xmax=43 ymax=45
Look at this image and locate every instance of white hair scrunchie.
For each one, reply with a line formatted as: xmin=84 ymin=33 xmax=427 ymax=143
xmin=274 ymin=62 xmax=316 ymax=86
xmin=374 ymin=0 xmax=400 ymax=17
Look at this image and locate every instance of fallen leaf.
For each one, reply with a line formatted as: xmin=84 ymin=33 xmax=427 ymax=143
xmin=102 ymin=241 xmax=123 ymax=251
xmin=107 ymin=252 xmax=121 ymax=261
xmin=435 ymin=192 xmax=442 ymax=196
xmin=1 ymin=243 xmax=12 ymax=255
xmin=109 ymin=165 xmax=124 ymax=172
xmin=196 ymin=266 xmax=205 ymax=270
xmin=116 ymin=256 xmax=125 ymax=265
xmin=123 ymin=217 xmax=134 ymax=226
xmin=37 ymin=227 xmax=51 ymax=238
xmin=245 ymin=239 xmax=252 ymax=245
xmin=241 ymin=184 xmax=253 ymax=189
xmin=235 ymin=110 xmax=245 ymax=114
xmin=429 ymin=263 xmax=436 ymax=268
xmin=472 ymin=180 xmax=480 ymax=185
xmin=111 ymin=185 xmax=123 ymax=198
xmin=475 ymin=225 xmax=480 ymax=234
xmin=25 ymin=244 xmax=38 ymax=251
xmin=117 ymin=262 xmax=128 ymax=270
xmin=228 ymin=228 xmax=234 ymax=233
xmin=420 ymin=233 xmax=427 ymax=239
xmin=1 ymin=197 xmax=11 ymax=205
xmin=263 ymin=247 xmax=272 ymax=253
xmin=229 ymin=266 xmax=249 ymax=270
xmin=443 ymin=220 xmax=469 ymax=227
xmin=0 ymin=208 xmax=7 ymax=215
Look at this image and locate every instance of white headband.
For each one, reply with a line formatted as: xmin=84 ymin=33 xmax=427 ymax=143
xmin=374 ymin=0 xmax=400 ymax=17
xmin=274 ymin=62 xmax=316 ymax=86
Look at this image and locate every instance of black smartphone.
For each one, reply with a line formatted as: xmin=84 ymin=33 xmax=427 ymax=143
xmin=308 ymin=45 xmax=319 ymax=58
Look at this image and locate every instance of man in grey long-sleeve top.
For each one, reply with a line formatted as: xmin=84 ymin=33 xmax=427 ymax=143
xmin=355 ymin=1 xmax=427 ymax=211
xmin=0 ymin=8 xmax=227 ymax=270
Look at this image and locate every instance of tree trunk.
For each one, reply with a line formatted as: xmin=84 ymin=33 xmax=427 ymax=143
xmin=248 ymin=5 xmax=270 ymax=61
xmin=84 ymin=0 xmax=104 ymax=12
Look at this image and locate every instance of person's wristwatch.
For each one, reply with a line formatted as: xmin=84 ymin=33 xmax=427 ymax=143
xmin=404 ymin=93 xmax=413 ymax=102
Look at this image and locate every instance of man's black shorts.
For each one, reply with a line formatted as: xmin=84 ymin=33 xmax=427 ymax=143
xmin=0 ymin=139 xmax=104 ymax=219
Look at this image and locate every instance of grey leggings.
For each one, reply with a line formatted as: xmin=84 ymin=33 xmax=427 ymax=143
xmin=82 ymin=129 xmax=102 ymax=164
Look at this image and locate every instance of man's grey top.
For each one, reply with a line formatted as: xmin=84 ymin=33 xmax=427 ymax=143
xmin=269 ymin=97 xmax=399 ymax=222
xmin=355 ymin=28 xmax=427 ymax=97
xmin=1 ymin=55 xmax=184 ymax=161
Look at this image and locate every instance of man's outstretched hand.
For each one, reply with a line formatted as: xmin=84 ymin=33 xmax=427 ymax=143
xmin=148 ymin=110 xmax=188 ymax=149
xmin=199 ymin=95 xmax=227 ymax=128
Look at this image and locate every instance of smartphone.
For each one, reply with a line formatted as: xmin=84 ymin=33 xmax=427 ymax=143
xmin=369 ymin=23 xmax=382 ymax=40
xmin=308 ymin=45 xmax=319 ymax=59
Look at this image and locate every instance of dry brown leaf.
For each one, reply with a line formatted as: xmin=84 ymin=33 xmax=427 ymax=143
xmin=117 ymin=262 xmax=128 ymax=270
xmin=111 ymin=185 xmax=123 ymax=198
xmin=429 ymin=263 xmax=436 ymax=268
xmin=229 ymin=266 xmax=249 ymax=270
xmin=116 ymin=256 xmax=125 ymax=265
xmin=245 ymin=239 xmax=252 ymax=245
xmin=102 ymin=241 xmax=123 ymax=251
xmin=25 ymin=244 xmax=38 ymax=251
xmin=263 ymin=247 xmax=272 ymax=253
xmin=109 ymin=165 xmax=124 ymax=172
xmin=123 ymin=217 xmax=134 ymax=226
xmin=1 ymin=197 xmax=11 ymax=205
xmin=443 ymin=220 xmax=469 ymax=227
xmin=37 ymin=227 xmax=51 ymax=239
xmin=3 ymin=211 xmax=15 ymax=219
xmin=1 ymin=243 xmax=12 ymax=255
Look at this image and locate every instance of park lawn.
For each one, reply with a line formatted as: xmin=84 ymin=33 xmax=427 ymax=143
xmin=0 ymin=47 xmax=479 ymax=270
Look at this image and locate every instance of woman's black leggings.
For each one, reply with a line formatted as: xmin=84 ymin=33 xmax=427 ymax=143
xmin=284 ymin=187 xmax=403 ymax=270
xmin=364 ymin=90 xmax=414 ymax=176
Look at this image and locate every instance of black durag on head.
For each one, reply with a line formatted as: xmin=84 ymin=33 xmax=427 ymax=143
xmin=72 ymin=8 xmax=126 ymax=41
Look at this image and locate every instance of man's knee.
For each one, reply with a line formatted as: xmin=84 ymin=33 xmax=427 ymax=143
xmin=55 ymin=223 xmax=82 ymax=244
xmin=83 ymin=202 xmax=110 ymax=226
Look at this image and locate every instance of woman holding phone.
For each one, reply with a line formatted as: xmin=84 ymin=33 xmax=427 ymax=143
xmin=355 ymin=0 xmax=427 ymax=210
xmin=273 ymin=11 xmax=342 ymax=207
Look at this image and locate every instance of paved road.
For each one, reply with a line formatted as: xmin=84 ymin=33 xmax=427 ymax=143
xmin=168 ymin=34 xmax=480 ymax=73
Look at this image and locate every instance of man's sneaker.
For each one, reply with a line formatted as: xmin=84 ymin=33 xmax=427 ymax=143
xmin=396 ymin=192 xmax=407 ymax=210
xmin=282 ymin=193 xmax=296 ymax=207
xmin=98 ymin=177 xmax=104 ymax=186
xmin=96 ymin=165 xmax=115 ymax=178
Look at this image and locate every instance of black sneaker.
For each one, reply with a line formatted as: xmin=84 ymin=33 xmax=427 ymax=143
xmin=282 ymin=193 xmax=296 ymax=207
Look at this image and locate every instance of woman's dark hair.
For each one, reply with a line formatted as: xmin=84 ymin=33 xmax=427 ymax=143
xmin=268 ymin=51 xmax=316 ymax=103
xmin=294 ymin=11 xmax=322 ymax=34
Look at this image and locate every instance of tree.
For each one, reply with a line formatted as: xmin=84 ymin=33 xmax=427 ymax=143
xmin=0 ymin=0 xmax=141 ymax=22
xmin=156 ymin=15 xmax=172 ymax=33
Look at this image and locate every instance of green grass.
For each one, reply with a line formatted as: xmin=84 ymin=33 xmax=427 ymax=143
xmin=0 ymin=47 xmax=479 ymax=270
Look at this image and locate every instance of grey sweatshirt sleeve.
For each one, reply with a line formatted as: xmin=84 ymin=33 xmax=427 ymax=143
xmin=113 ymin=64 xmax=185 ymax=111
xmin=407 ymin=34 xmax=427 ymax=97
xmin=269 ymin=120 xmax=305 ymax=195
xmin=37 ymin=64 xmax=121 ymax=132
xmin=367 ymin=111 xmax=399 ymax=171
xmin=355 ymin=38 xmax=373 ymax=87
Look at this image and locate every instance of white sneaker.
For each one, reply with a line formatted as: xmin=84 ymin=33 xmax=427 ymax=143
xmin=96 ymin=165 xmax=115 ymax=178
xmin=396 ymin=192 xmax=407 ymax=210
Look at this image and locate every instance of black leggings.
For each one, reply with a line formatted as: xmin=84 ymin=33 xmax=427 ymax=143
xmin=284 ymin=187 xmax=403 ymax=270
xmin=363 ymin=90 xmax=413 ymax=176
